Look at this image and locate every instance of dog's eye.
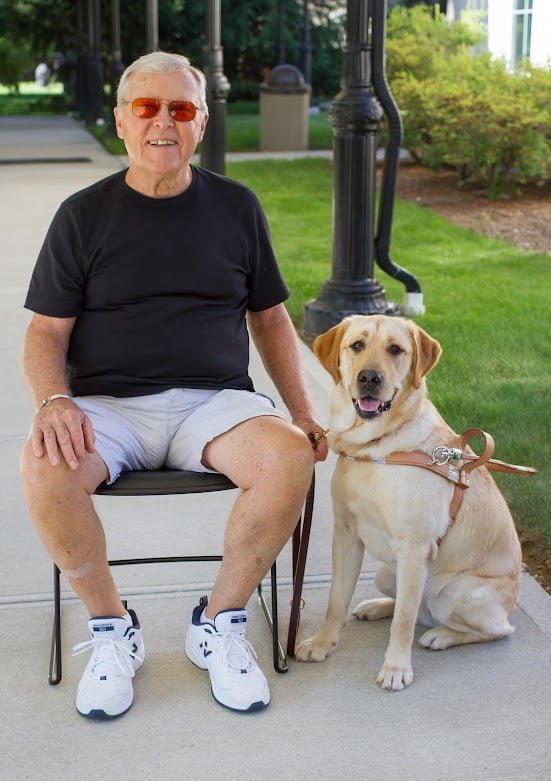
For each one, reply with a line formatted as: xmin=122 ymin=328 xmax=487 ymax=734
xmin=350 ymin=341 xmax=364 ymax=352
xmin=388 ymin=344 xmax=403 ymax=355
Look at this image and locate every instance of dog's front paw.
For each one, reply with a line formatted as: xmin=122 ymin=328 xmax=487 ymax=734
xmin=295 ymin=631 xmax=339 ymax=663
xmin=376 ymin=662 xmax=414 ymax=691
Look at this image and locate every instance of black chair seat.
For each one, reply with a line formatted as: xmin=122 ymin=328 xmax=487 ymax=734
xmin=94 ymin=468 xmax=236 ymax=496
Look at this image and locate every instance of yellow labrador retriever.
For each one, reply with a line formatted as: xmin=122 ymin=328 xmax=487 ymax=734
xmin=296 ymin=315 xmax=521 ymax=690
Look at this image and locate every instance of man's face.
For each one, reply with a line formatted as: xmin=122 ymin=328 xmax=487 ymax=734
xmin=114 ymin=69 xmax=208 ymax=191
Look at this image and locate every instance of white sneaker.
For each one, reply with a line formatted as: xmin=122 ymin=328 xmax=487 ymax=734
xmin=185 ymin=600 xmax=270 ymax=712
xmin=73 ymin=609 xmax=144 ymax=720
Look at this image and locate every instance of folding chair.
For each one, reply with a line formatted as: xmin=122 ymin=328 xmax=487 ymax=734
xmin=48 ymin=467 xmax=315 ymax=685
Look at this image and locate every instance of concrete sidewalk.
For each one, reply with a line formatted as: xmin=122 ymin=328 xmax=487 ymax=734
xmin=1 ymin=115 xmax=549 ymax=781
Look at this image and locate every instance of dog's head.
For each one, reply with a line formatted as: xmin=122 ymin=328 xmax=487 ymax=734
xmin=313 ymin=315 xmax=442 ymax=433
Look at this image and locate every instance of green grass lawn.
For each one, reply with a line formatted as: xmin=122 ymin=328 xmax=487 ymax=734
xmin=226 ymin=158 xmax=550 ymax=549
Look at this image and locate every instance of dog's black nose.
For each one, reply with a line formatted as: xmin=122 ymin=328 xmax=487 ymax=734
xmin=357 ymin=369 xmax=384 ymax=393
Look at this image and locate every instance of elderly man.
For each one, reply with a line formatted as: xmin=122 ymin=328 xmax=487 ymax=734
xmin=20 ymin=51 xmax=327 ymax=720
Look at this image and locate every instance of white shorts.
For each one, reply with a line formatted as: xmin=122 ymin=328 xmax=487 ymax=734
xmin=73 ymin=388 xmax=285 ymax=484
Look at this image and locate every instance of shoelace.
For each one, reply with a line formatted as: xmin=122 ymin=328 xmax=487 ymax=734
xmin=219 ymin=632 xmax=258 ymax=673
xmin=72 ymin=636 xmax=143 ymax=678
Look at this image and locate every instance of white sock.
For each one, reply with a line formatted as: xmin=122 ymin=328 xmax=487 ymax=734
xmin=200 ymin=607 xmax=215 ymax=626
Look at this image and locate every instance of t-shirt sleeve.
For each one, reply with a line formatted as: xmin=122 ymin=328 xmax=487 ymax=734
xmin=244 ymin=192 xmax=290 ymax=312
xmin=24 ymin=201 xmax=86 ymax=317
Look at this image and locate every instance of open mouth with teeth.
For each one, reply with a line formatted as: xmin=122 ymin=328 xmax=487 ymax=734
xmin=353 ymin=396 xmax=393 ymax=419
xmin=148 ymin=139 xmax=177 ymax=146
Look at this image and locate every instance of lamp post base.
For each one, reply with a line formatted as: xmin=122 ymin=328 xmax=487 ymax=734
xmin=303 ymin=279 xmax=400 ymax=338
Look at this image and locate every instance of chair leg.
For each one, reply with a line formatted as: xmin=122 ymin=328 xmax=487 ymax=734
xmin=257 ymin=562 xmax=288 ymax=673
xmin=49 ymin=564 xmax=62 ymax=685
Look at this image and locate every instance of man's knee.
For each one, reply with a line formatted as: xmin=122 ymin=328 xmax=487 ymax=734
xmin=205 ymin=415 xmax=313 ymax=487
xmin=251 ymin=420 xmax=314 ymax=486
xmin=20 ymin=439 xmax=107 ymax=498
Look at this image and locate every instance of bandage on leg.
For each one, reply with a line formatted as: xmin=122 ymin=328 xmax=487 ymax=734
xmin=61 ymin=560 xmax=93 ymax=580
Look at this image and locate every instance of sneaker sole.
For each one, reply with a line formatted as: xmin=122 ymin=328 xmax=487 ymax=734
xmin=77 ymin=703 xmax=133 ymax=720
xmin=211 ymin=690 xmax=270 ymax=714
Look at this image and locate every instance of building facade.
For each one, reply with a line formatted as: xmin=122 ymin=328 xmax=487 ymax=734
xmin=449 ymin=0 xmax=551 ymax=69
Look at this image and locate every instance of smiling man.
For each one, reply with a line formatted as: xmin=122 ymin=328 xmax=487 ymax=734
xmin=20 ymin=52 xmax=327 ymax=720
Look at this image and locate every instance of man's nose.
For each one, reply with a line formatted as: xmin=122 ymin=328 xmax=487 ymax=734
xmin=153 ymin=106 xmax=175 ymax=127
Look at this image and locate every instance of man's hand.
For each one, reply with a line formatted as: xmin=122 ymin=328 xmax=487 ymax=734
xmin=32 ymin=398 xmax=96 ymax=470
xmin=293 ymin=416 xmax=329 ymax=463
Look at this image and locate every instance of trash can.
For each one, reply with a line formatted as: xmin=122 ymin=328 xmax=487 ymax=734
xmin=260 ymin=64 xmax=311 ymax=152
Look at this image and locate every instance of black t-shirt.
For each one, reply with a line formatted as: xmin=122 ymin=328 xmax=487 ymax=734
xmin=25 ymin=166 xmax=290 ymax=397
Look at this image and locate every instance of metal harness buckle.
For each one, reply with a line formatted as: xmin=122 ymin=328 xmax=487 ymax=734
xmin=428 ymin=445 xmax=463 ymax=466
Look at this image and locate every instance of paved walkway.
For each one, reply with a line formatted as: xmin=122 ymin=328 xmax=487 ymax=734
xmin=1 ymin=115 xmax=549 ymax=781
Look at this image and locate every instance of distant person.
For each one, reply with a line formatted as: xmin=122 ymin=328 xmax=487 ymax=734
xmin=34 ymin=62 xmax=50 ymax=87
xmin=20 ymin=51 xmax=327 ymax=721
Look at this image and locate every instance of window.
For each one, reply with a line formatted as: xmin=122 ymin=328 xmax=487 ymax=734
xmin=512 ymin=0 xmax=533 ymax=64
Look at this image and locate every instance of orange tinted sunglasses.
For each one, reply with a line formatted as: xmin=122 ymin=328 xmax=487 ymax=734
xmin=124 ymin=97 xmax=200 ymax=122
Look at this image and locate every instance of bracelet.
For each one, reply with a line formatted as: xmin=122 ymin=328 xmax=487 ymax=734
xmin=38 ymin=393 xmax=72 ymax=411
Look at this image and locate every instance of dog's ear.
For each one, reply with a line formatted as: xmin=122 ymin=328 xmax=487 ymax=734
xmin=313 ymin=320 xmax=349 ymax=384
xmin=409 ymin=322 xmax=442 ymax=388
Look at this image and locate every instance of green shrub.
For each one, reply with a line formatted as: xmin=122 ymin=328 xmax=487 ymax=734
xmin=0 ymin=37 xmax=31 ymax=92
xmin=387 ymin=5 xmax=551 ymax=195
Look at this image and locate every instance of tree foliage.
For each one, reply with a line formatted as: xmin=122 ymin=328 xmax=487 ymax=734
xmin=0 ymin=0 xmax=344 ymax=98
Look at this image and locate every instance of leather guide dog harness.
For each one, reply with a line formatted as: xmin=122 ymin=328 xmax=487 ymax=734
xmin=339 ymin=427 xmax=537 ymax=528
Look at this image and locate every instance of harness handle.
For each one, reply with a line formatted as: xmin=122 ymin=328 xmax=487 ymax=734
xmin=459 ymin=428 xmax=495 ymax=475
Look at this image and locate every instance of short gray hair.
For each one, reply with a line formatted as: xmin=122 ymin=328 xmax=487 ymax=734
xmin=116 ymin=51 xmax=207 ymax=111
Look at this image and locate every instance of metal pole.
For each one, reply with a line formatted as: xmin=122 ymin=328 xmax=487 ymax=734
xmin=74 ymin=0 xmax=88 ymax=117
xmin=145 ymin=0 xmax=159 ymax=52
xmin=108 ymin=0 xmax=124 ymax=133
xmin=299 ymin=0 xmax=312 ymax=86
xmin=303 ymin=0 xmax=399 ymax=339
xmin=200 ymin=0 xmax=230 ymax=175
xmin=85 ymin=0 xmax=104 ymax=125
xmin=277 ymin=0 xmax=286 ymax=64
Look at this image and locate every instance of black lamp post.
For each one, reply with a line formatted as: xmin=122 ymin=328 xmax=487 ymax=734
xmin=145 ymin=0 xmax=159 ymax=52
xmin=276 ymin=0 xmax=287 ymax=64
xmin=200 ymin=0 xmax=230 ymax=175
xmin=303 ymin=0 xmax=423 ymax=338
xmin=299 ymin=0 xmax=312 ymax=87
xmin=85 ymin=0 xmax=104 ymax=125
xmin=108 ymin=0 xmax=124 ymax=133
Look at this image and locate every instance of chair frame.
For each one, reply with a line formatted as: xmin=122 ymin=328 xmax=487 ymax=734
xmin=48 ymin=468 xmax=314 ymax=685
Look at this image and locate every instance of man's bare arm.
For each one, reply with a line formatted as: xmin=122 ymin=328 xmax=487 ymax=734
xmin=247 ymin=304 xmax=328 ymax=462
xmin=23 ymin=313 xmax=95 ymax=468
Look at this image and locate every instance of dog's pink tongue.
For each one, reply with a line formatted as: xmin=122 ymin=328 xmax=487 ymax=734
xmin=357 ymin=397 xmax=381 ymax=412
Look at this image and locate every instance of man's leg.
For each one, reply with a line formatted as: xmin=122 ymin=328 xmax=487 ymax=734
xmin=20 ymin=442 xmax=143 ymax=720
xmin=20 ymin=441 xmax=125 ymax=617
xmin=202 ymin=415 xmax=314 ymax=617
xmin=184 ymin=415 xmax=313 ymax=712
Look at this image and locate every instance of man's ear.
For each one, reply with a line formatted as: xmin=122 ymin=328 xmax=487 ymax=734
xmin=199 ymin=112 xmax=209 ymax=143
xmin=313 ymin=319 xmax=350 ymax=384
xmin=408 ymin=321 xmax=442 ymax=388
xmin=113 ymin=106 xmax=124 ymax=140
